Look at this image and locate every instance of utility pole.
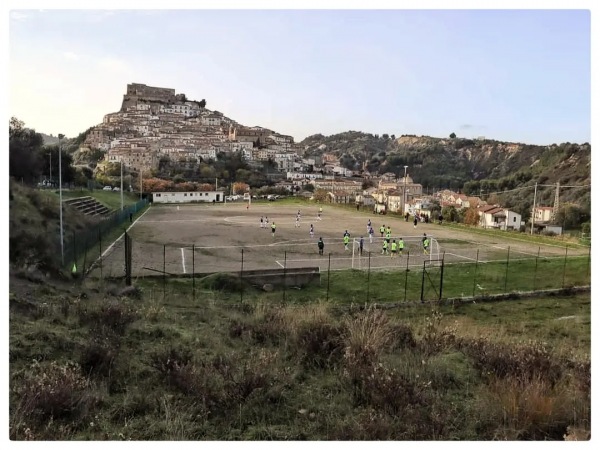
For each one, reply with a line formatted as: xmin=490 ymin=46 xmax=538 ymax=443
xmin=140 ymin=170 xmax=143 ymax=200
xmin=402 ymin=166 xmax=408 ymax=215
xmin=551 ymin=181 xmax=560 ymax=222
xmin=58 ymin=134 xmax=64 ymax=265
xmin=49 ymin=152 xmax=52 ymax=184
xmin=531 ymin=182 xmax=538 ymax=235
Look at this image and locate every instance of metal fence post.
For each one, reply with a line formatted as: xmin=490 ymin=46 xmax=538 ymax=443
xmin=587 ymin=245 xmax=591 ymax=280
xmin=367 ymin=251 xmax=371 ymax=303
xmin=404 ymin=251 xmax=410 ymax=302
xmin=283 ymin=251 xmax=287 ymax=302
xmin=533 ymin=247 xmax=540 ymax=291
xmin=504 ymin=246 xmax=510 ymax=293
xmin=562 ymin=246 xmax=568 ymax=288
xmin=420 ymin=260 xmax=426 ymax=303
xmin=192 ymin=244 xmax=195 ymax=302
xmin=472 ymin=249 xmax=479 ymax=297
xmin=326 ymin=253 xmax=331 ymax=301
xmin=240 ymin=248 xmax=244 ymax=303
xmin=163 ymin=244 xmax=166 ymax=301
xmin=439 ymin=252 xmax=445 ymax=301
xmin=99 ymin=230 xmax=103 ymax=281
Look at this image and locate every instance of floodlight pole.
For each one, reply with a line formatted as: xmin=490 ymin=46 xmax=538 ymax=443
xmin=140 ymin=170 xmax=143 ymax=200
xmin=120 ymin=159 xmax=124 ymax=211
xmin=58 ymin=134 xmax=64 ymax=265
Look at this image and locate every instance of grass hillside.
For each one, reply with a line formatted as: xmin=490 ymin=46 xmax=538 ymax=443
xmin=9 ymin=272 xmax=590 ymax=440
xmin=9 ymin=180 xmax=96 ymax=273
xmin=8 ymin=182 xmax=141 ymax=273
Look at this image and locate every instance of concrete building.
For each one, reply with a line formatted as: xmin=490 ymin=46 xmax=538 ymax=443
xmin=152 ymin=191 xmax=225 ymax=203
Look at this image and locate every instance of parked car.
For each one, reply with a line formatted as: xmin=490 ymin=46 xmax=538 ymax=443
xmin=103 ymin=186 xmax=112 ymax=191
xmin=112 ymin=187 xmax=120 ymax=192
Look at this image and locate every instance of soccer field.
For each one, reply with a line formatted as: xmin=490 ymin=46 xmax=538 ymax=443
xmin=88 ymin=202 xmax=589 ymax=279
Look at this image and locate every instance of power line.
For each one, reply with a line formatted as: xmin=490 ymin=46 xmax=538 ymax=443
xmin=483 ymin=183 xmax=590 ymax=197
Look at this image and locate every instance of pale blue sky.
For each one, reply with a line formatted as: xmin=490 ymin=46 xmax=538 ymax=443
xmin=9 ymin=8 xmax=591 ymax=145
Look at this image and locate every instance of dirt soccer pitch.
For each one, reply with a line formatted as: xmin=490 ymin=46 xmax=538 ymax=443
xmin=90 ymin=201 xmax=589 ymax=279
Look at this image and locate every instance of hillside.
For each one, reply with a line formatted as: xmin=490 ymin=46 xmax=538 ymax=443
xmin=300 ymin=132 xmax=591 ymax=217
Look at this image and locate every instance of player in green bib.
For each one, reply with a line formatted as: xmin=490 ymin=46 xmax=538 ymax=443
xmin=390 ymin=240 xmax=397 ymax=257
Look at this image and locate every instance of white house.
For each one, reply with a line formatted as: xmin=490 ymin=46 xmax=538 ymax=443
xmin=152 ymin=191 xmax=225 ymax=203
xmin=478 ymin=205 xmax=522 ymax=230
xmin=533 ymin=206 xmax=554 ymax=222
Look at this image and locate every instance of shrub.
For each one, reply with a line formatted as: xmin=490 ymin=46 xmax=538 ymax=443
xmin=342 ymin=307 xmax=392 ymax=368
xmin=78 ymin=301 xmax=138 ymax=335
xmin=296 ymin=320 xmax=344 ymax=369
xmin=79 ymin=336 xmax=119 ymax=378
xmin=11 ymin=361 xmax=94 ymax=424
xmin=457 ymin=337 xmax=562 ymax=385
xmin=477 ymin=374 xmax=585 ymax=440
xmin=342 ymin=363 xmax=426 ymax=415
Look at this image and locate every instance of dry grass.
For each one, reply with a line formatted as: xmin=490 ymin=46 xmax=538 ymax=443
xmin=479 ymin=374 xmax=588 ymax=440
xmin=342 ymin=307 xmax=393 ymax=367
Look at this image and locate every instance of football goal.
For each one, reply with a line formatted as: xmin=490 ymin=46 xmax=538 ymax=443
xmin=351 ymin=235 xmax=440 ymax=270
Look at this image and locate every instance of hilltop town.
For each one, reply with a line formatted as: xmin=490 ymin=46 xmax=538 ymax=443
xmin=74 ymin=82 xmax=590 ymax=235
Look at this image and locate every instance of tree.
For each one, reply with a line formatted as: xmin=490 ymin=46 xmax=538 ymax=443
xmin=232 ymin=182 xmax=250 ymax=195
xmin=463 ymin=207 xmax=480 ymax=225
xmin=449 ymin=132 xmax=456 ymax=139
xmin=9 ymin=117 xmax=44 ymax=183
xmin=313 ymin=188 xmax=328 ymax=202
xmin=442 ymin=205 xmax=459 ymax=222
xmin=361 ymin=179 xmax=375 ymax=190
xmin=555 ymin=204 xmax=584 ymax=230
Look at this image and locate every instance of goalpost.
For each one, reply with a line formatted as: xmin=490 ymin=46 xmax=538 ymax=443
xmin=351 ymin=235 xmax=440 ymax=269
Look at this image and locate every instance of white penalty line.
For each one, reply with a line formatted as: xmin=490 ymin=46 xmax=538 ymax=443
xmin=181 ymin=247 xmax=187 ymax=274
xmin=444 ymin=252 xmax=479 ymax=262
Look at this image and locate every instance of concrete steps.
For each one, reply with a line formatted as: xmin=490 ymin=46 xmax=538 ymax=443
xmin=63 ymin=196 xmax=112 ymax=217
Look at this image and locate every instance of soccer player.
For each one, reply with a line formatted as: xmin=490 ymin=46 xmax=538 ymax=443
xmin=413 ymin=216 xmax=418 ymax=229
xmin=367 ymin=219 xmax=372 ymax=234
xmin=390 ymin=239 xmax=397 ymax=257
xmin=265 ymin=216 xmax=269 ymax=225
xmin=422 ymin=233 xmax=430 ymax=255
xmin=379 ymin=225 xmax=385 ymax=237
xmin=318 ymin=237 xmax=324 ymax=255
xmin=386 ymin=226 xmax=391 ymax=236
xmin=271 ymin=222 xmax=276 ymax=237
xmin=368 ymin=226 xmax=374 ymax=243
xmin=398 ymin=237 xmax=404 ymax=256
xmin=343 ymin=234 xmax=350 ymax=251
xmin=260 ymin=216 xmax=264 ymax=228
xmin=295 ymin=215 xmax=300 ymax=228
xmin=359 ymin=236 xmax=364 ymax=256
xmin=385 ymin=230 xmax=391 ymax=244
xmin=310 ymin=224 xmax=314 ymax=238
xmin=382 ymin=239 xmax=389 ymax=255
xmin=343 ymin=230 xmax=350 ymax=238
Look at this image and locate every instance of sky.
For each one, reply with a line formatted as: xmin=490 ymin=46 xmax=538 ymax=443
xmin=7 ymin=2 xmax=593 ymax=146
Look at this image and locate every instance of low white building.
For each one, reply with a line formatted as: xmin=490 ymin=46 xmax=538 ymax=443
xmin=478 ymin=205 xmax=522 ymax=230
xmin=152 ymin=191 xmax=225 ymax=203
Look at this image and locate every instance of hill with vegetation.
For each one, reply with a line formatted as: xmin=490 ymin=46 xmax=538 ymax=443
xmin=300 ymin=132 xmax=591 ymax=223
